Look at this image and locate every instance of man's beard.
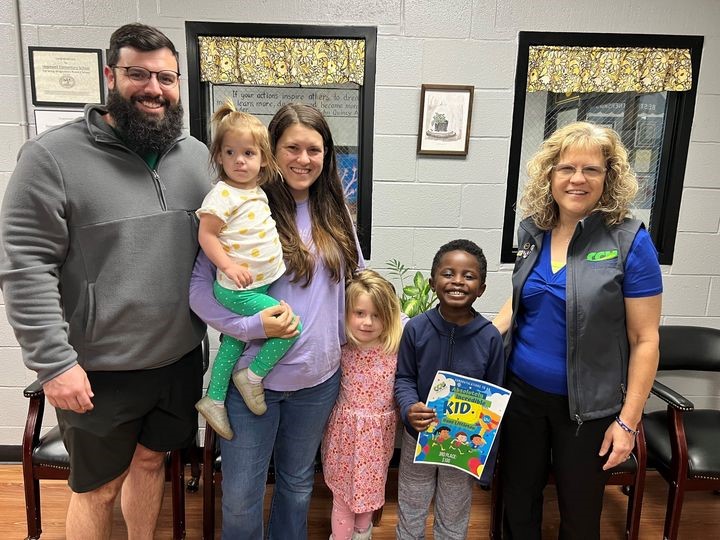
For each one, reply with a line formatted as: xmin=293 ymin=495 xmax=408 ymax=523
xmin=105 ymin=88 xmax=184 ymax=154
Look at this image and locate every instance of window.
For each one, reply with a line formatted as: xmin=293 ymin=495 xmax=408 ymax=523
xmin=501 ymin=32 xmax=703 ymax=265
xmin=185 ymin=22 xmax=377 ymax=258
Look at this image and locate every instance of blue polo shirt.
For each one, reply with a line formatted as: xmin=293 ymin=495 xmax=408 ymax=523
xmin=508 ymin=227 xmax=663 ymax=395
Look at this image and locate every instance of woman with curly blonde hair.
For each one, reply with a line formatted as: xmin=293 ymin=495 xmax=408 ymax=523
xmin=520 ymin=121 xmax=638 ymax=228
xmin=493 ymin=121 xmax=662 ymax=539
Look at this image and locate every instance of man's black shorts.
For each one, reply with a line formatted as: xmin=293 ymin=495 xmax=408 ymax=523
xmin=56 ymin=344 xmax=203 ymax=493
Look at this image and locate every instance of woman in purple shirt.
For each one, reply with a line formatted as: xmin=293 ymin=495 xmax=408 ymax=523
xmin=189 ymin=104 xmax=362 ymax=539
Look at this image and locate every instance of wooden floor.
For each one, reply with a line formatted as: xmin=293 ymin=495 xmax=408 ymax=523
xmin=2 ymin=465 xmax=719 ymax=539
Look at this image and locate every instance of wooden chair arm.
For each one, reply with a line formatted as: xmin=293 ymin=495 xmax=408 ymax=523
xmin=22 ymin=379 xmax=46 ymax=466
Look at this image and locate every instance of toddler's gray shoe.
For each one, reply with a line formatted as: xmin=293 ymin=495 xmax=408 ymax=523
xmin=195 ymin=395 xmax=233 ymax=440
xmin=232 ymin=368 xmax=268 ymax=415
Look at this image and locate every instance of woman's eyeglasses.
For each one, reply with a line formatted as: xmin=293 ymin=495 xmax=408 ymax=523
xmin=552 ymin=164 xmax=607 ymax=180
xmin=111 ymin=65 xmax=180 ymax=88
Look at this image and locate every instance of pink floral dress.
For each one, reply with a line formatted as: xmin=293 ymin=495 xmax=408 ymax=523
xmin=321 ymin=344 xmax=398 ymax=512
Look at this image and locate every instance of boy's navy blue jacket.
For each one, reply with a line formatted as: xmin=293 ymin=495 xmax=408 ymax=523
xmin=394 ymin=306 xmax=506 ymax=485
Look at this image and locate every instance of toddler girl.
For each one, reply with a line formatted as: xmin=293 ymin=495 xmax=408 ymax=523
xmin=195 ymin=101 xmax=300 ymax=439
xmin=321 ymin=269 xmax=403 ymax=540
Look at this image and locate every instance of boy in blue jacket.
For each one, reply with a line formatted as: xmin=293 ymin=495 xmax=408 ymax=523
xmin=394 ymin=239 xmax=505 ymax=539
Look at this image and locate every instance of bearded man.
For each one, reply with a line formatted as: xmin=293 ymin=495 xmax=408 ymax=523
xmin=0 ymin=23 xmax=208 ymax=539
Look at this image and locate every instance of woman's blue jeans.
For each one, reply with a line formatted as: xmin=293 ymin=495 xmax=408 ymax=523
xmin=219 ymin=369 xmax=341 ymax=539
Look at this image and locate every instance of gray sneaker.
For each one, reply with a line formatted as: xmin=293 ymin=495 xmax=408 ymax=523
xmin=232 ymin=368 xmax=267 ymax=415
xmin=195 ymin=395 xmax=233 ymax=440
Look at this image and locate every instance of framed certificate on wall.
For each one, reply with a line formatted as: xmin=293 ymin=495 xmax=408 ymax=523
xmin=29 ymin=47 xmax=104 ymax=107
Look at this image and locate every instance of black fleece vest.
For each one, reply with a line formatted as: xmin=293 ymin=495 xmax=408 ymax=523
xmin=507 ymin=213 xmax=643 ymax=422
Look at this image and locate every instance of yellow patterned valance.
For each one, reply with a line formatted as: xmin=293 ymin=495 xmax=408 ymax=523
xmin=198 ymin=36 xmax=365 ymax=86
xmin=527 ymin=46 xmax=692 ymax=93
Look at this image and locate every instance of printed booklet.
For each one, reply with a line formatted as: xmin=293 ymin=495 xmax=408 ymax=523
xmin=413 ymin=370 xmax=511 ymax=479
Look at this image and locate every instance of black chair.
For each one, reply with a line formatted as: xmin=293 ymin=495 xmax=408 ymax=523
xmin=21 ymin=334 xmax=210 ymax=540
xmin=201 ymin=424 xmax=222 ymax=540
xmin=185 ymin=334 xmax=212 ymax=493
xmin=643 ymin=325 xmax=720 ymax=540
xmin=489 ymin=425 xmax=647 ymax=540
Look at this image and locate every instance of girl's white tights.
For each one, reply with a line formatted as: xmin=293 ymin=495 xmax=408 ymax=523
xmin=330 ymin=494 xmax=373 ymax=540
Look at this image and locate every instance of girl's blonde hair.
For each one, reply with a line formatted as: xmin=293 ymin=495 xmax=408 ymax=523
xmin=208 ymin=100 xmax=280 ymax=186
xmin=345 ymin=269 xmax=402 ymax=354
xmin=520 ymin=121 xmax=638 ymax=229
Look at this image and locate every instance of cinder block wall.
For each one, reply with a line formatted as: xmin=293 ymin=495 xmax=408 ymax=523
xmin=1 ymin=0 xmax=719 ymax=445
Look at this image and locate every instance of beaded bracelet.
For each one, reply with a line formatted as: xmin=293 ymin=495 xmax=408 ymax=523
xmin=615 ymin=416 xmax=639 ymax=437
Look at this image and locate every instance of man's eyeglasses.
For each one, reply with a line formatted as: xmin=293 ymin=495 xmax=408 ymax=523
xmin=552 ymin=164 xmax=607 ymax=181
xmin=111 ymin=65 xmax=180 ymax=88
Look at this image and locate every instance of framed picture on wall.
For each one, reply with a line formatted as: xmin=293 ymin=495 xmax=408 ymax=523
xmin=417 ymin=84 xmax=474 ymax=156
xmin=29 ymin=47 xmax=104 ymax=107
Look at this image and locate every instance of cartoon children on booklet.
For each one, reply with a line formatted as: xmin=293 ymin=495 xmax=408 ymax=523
xmin=423 ymin=425 xmax=452 ymax=462
xmin=469 ymin=433 xmax=486 ymax=450
xmin=452 ymin=432 xmax=470 ymax=453
xmin=418 ymin=425 xmax=477 ymax=472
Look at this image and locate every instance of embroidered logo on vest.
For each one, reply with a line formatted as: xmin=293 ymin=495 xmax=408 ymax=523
xmin=586 ymin=250 xmax=618 ymax=262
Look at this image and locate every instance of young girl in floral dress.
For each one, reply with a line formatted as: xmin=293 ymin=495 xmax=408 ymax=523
xmin=321 ymin=269 xmax=403 ymax=540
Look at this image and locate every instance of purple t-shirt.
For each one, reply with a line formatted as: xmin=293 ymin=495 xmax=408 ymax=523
xmin=189 ymin=199 xmax=364 ymax=392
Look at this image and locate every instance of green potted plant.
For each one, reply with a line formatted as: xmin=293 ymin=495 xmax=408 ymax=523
xmin=385 ymin=259 xmax=437 ymax=317
xmin=431 ymin=112 xmax=448 ymax=132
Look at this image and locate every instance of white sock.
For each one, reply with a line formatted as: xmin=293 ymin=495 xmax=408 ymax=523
xmin=247 ymin=369 xmax=263 ymax=384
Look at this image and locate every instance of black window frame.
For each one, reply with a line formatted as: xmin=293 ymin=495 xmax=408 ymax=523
xmin=185 ymin=21 xmax=377 ymax=259
xmin=501 ymin=31 xmax=704 ymax=265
